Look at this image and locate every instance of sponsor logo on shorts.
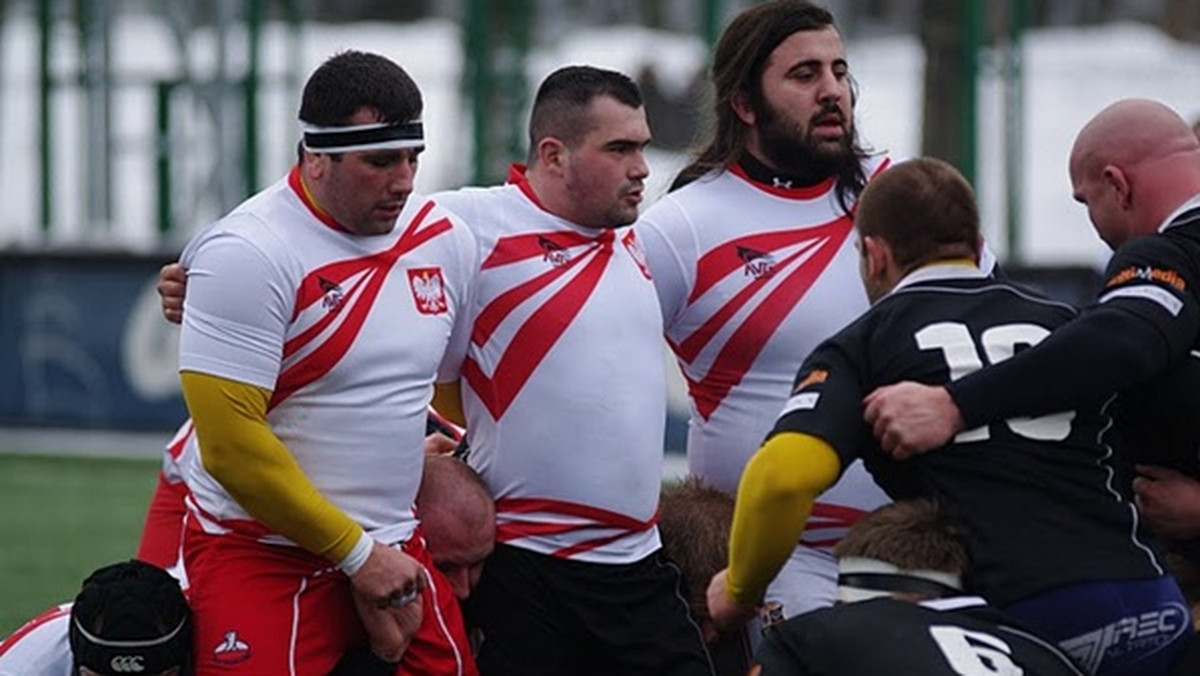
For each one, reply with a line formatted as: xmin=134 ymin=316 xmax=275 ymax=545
xmin=760 ymin=601 xmax=786 ymax=631
xmin=212 ymin=630 xmax=252 ymax=665
xmin=1058 ymin=602 xmax=1189 ymax=674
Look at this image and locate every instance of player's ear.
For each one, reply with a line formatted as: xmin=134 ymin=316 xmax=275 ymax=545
xmin=731 ymin=90 xmax=756 ymax=127
xmin=1102 ymin=165 xmax=1132 ymax=209
xmin=536 ymin=136 xmax=567 ymax=172
xmin=861 ymin=235 xmax=890 ymax=281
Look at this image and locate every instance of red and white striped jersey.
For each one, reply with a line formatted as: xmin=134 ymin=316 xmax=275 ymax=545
xmin=636 ymin=157 xmax=894 ymax=547
xmin=0 ymin=605 xmax=72 ymax=676
xmin=435 ymin=166 xmax=665 ymax=564
xmin=178 ymin=166 xmax=477 ymax=548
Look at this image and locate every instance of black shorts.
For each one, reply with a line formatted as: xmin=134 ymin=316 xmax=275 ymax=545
xmin=466 ymin=543 xmax=715 ymax=676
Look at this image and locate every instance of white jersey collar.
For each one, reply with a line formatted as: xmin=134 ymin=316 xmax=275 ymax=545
xmin=1159 ymin=192 xmax=1200 ymax=233
xmin=890 ymin=262 xmax=987 ymax=295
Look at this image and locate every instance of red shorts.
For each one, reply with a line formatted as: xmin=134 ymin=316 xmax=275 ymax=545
xmin=136 ymin=471 xmax=190 ymax=569
xmin=183 ymin=522 xmax=476 ymax=675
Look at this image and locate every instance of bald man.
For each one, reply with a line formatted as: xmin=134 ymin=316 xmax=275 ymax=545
xmin=863 ymin=98 xmax=1200 ymax=561
xmin=419 ymin=454 xmax=495 ymax=601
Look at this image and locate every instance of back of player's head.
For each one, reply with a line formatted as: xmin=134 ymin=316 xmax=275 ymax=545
xmin=833 ymin=500 xmax=969 ymax=603
xmin=658 ymin=477 xmax=734 ymax=622
xmin=527 ymin=65 xmax=643 ymax=158
xmin=299 ymin=50 xmax=422 ymax=127
xmin=69 ymin=559 xmax=191 ymax=675
xmin=855 ymin=157 xmax=980 ymax=271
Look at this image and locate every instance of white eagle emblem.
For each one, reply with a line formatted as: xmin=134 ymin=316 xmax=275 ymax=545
xmin=407 ymin=267 xmax=448 ymax=315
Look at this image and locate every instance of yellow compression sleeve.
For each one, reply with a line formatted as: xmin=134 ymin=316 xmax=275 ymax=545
xmin=180 ymin=371 xmax=364 ymax=563
xmin=726 ymin=432 xmax=841 ymax=607
xmin=432 ymin=380 xmax=466 ymax=427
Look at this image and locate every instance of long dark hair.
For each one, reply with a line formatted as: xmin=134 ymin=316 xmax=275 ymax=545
xmin=673 ymin=1 xmax=868 ymax=212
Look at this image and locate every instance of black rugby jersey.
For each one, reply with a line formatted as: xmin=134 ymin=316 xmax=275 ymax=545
xmin=951 ymin=205 xmax=1200 ymax=469
xmin=755 ymin=596 xmax=1083 ymax=676
xmin=771 ymin=265 xmax=1164 ymax=606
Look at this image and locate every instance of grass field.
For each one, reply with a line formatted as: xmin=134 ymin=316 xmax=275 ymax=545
xmin=0 ymin=454 xmax=159 ymax=636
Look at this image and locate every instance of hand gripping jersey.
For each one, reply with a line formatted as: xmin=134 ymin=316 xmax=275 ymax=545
xmin=178 ymin=166 xmax=477 ymax=548
xmin=435 ymin=166 xmax=665 ymax=564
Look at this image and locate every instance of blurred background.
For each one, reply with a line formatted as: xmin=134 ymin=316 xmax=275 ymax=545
xmin=0 ymin=0 xmax=1198 ymax=632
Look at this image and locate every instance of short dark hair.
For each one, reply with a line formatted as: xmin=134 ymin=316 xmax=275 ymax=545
xmin=527 ymin=65 xmax=643 ymax=161
xmin=69 ymin=559 xmax=192 ymax=675
xmin=854 ymin=157 xmax=980 ymax=271
xmin=658 ymin=476 xmax=734 ymax=621
xmin=299 ymin=50 xmax=422 ymax=127
xmin=834 ymin=500 xmax=970 ymax=575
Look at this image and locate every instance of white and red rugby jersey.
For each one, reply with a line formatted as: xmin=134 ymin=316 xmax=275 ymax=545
xmin=178 ymin=166 xmax=477 ymax=548
xmin=0 ymin=604 xmax=72 ymax=675
xmin=435 ymin=166 xmax=666 ymax=564
xmin=636 ymin=157 xmax=895 ymax=547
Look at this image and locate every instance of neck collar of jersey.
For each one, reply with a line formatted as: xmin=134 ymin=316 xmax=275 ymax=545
xmin=507 ymin=164 xmax=550 ymax=211
xmin=1159 ymin=192 xmax=1200 ymax=233
xmin=507 ymin=163 xmax=622 ymax=238
xmin=729 ymin=153 xmax=835 ymax=199
xmin=288 ymin=164 xmax=351 ymax=233
xmin=836 ymin=556 xmax=963 ymax=604
xmin=890 ymin=261 xmax=985 ymax=296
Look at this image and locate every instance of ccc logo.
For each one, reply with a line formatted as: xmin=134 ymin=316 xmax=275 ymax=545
xmin=110 ymin=655 xmax=145 ymax=672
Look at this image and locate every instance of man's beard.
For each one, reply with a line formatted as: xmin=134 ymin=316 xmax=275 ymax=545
xmin=756 ymin=100 xmax=857 ymax=179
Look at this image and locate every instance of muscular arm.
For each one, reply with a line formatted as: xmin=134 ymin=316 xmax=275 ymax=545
xmin=725 ymin=432 xmax=841 ymax=606
xmin=950 ymin=304 xmax=1171 ymax=428
xmin=181 ymin=370 xmax=366 ymax=565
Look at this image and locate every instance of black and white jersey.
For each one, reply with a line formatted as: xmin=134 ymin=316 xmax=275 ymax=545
xmin=755 ymin=596 xmax=1083 ymax=676
xmin=772 ymin=264 xmax=1164 ymax=606
xmin=1103 ymin=206 xmax=1200 ymax=477
xmin=950 ymin=203 xmax=1200 ymax=475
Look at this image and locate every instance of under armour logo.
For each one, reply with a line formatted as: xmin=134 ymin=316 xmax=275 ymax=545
xmin=771 ymin=177 xmax=793 ymax=189
xmin=109 ymin=655 xmax=145 ymax=672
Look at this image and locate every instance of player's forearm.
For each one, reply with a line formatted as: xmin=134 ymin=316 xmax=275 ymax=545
xmin=181 ymin=371 xmax=366 ymax=566
xmin=950 ymin=306 xmax=1169 ymax=428
xmin=726 ymin=433 xmax=839 ymax=607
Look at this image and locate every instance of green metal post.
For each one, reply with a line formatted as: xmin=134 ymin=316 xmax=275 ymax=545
xmin=702 ymin=0 xmax=722 ymax=47
xmin=506 ymin=0 xmax=530 ymax=165
xmin=959 ymin=0 xmax=982 ymax=187
xmin=156 ymin=80 xmax=173 ymax=237
xmin=466 ymin=0 xmax=492 ymax=185
xmin=38 ymin=0 xmax=52 ymax=233
xmin=1004 ymin=0 xmax=1027 ymax=263
xmin=244 ymin=0 xmax=262 ymax=196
